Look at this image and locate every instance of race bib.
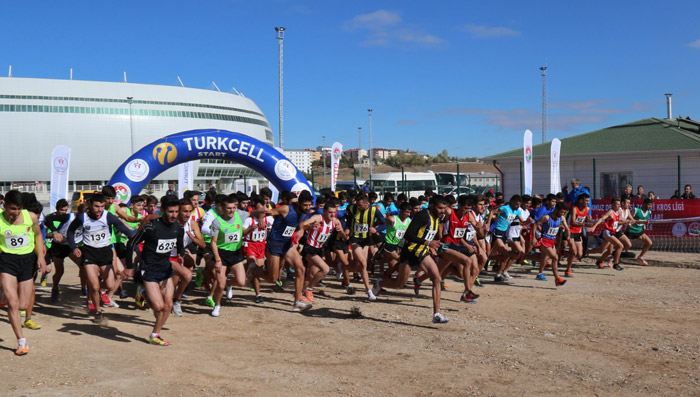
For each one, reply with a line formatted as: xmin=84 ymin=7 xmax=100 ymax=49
xmin=251 ymin=230 xmax=266 ymax=241
xmin=5 ymin=233 xmax=29 ymax=249
xmin=83 ymin=230 xmax=108 ymax=244
xmin=425 ymin=229 xmax=437 ymax=242
xmin=465 ymin=231 xmax=475 ymax=242
xmin=506 ymin=214 xmax=516 ymax=222
xmin=156 ymin=238 xmax=177 ymax=254
xmin=282 ymin=226 xmax=296 ymax=238
xmin=317 ymin=233 xmax=330 ymax=243
xmin=354 ymin=223 xmax=369 ymax=234
xmin=224 ymin=232 xmax=241 ymax=243
xmin=394 ymin=229 xmax=406 ymax=240
xmin=612 ymin=221 xmax=619 ymax=230
xmin=453 ymin=228 xmax=467 ymax=239
xmin=575 ymin=216 xmax=586 ymax=223
xmin=546 ymin=226 xmax=559 ymax=237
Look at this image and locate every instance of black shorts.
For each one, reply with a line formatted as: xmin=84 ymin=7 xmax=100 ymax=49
xmin=185 ymin=242 xmax=197 ymax=253
xmin=81 ymin=245 xmax=114 ymax=267
xmin=491 ymin=229 xmax=507 ymax=243
xmin=349 ymin=236 xmax=372 ymax=247
xmin=371 ymin=233 xmax=384 ymax=245
xmin=332 ymin=240 xmax=349 ymax=254
xmin=625 ymin=230 xmax=644 ymax=240
xmin=141 ymin=263 xmax=173 ymax=283
xmin=219 ymin=249 xmax=243 ymax=267
xmin=400 ymin=248 xmax=428 ymax=270
xmin=267 ymin=239 xmax=293 ymax=257
xmin=302 ymin=245 xmax=323 ymax=257
xmin=114 ymin=242 xmax=127 ymax=258
xmin=51 ymin=243 xmax=72 ymax=259
xmin=0 ymin=253 xmax=37 ymax=282
xmin=383 ymin=243 xmax=400 ymax=253
xmin=439 ymin=242 xmax=475 ymax=257
xmin=571 ymin=233 xmax=582 ymax=242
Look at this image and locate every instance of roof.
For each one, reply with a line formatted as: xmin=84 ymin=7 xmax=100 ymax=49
xmin=485 ymin=117 xmax=700 ymax=159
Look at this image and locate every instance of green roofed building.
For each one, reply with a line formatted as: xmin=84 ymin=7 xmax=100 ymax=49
xmin=484 ymin=117 xmax=700 ymax=199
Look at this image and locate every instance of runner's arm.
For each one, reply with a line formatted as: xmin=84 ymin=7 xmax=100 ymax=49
xmin=114 ymin=205 xmax=141 ymax=223
xmin=590 ymin=210 xmax=612 ymax=229
xmin=66 ymin=215 xmax=84 ymax=250
xmin=188 ymin=219 xmax=206 ymax=248
xmin=107 ymin=212 xmax=135 ymax=238
xmin=403 ymin=210 xmax=430 ymax=246
xmin=125 ymin=222 xmax=149 ymax=269
xmin=373 ymin=210 xmax=387 ymax=233
xmin=29 ymin=212 xmax=47 ymax=272
xmin=45 ymin=213 xmax=71 ymax=233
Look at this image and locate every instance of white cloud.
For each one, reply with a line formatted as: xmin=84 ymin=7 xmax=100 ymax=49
xmin=345 ymin=10 xmax=445 ymax=48
xmin=461 ymin=24 xmax=521 ymax=38
xmin=688 ymin=39 xmax=700 ymax=49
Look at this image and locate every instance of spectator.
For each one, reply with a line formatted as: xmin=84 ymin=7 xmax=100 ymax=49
xmin=165 ymin=184 xmax=176 ymax=197
xmin=621 ymin=184 xmax=634 ymax=201
xmin=563 ymin=178 xmax=591 ymax=207
xmin=648 ymin=191 xmax=657 ymax=200
xmin=208 ymin=183 xmax=216 ymax=193
xmin=670 ymin=190 xmax=681 ymax=199
xmin=681 ymin=184 xmax=696 ymax=199
xmin=635 ymin=185 xmax=647 ymax=200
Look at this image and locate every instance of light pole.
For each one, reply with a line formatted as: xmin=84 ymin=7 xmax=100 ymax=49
xmin=322 ymin=136 xmax=327 ymax=188
xmin=540 ymin=66 xmax=547 ymax=144
xmin=368 ymin=109 xmax=373 ymax=184
xmin=275 ymin=27 xmax=285 ymax=149
xmin=127 ymin=96 xmax=134 ymax=154
xmin=357 ymin=126 xmax=362 ymax=179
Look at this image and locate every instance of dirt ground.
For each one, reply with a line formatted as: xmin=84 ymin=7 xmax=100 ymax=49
xmin=0 ymin=251 xmax=698 ymax=396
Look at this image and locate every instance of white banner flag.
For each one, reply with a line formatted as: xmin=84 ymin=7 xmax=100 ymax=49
xmin=178 ymin=161 xmax=194 ymax=197
xmin=523 ymin=130 xmax=533 ymax=195
xmin=550 ymin=138 xmax=562 ymax=194
xmin=50 ymin=145 xmax=71 ymax=211
xmin=330 ymin=142 xmax=343 ymax=192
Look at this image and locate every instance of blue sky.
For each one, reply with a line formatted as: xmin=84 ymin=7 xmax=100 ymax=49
xmin=3 ymin=1 xmax=700 ymax=157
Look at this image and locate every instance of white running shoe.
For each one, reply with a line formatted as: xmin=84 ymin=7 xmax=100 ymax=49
xmin=503 ymin=271 xmax=511 ymax=280
xmin=211 ymin=306 xmax=220 ymax=317
xmin=368 ymin=290 xmax=377 ymax=301
xmin=226 ymin=286 xmax=233 ymax=300
xmin=432 ymin=313 xmax=450 ymax=324
xmin=293 ymin=300 xmax=312 ymax=312
xmin=172 ymin=301 xmax=183 ymax=317
xmin=370 ymin=278 xmax=382 ymax=299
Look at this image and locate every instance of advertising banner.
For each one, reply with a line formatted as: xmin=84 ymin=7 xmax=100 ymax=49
xmin=50 ymin=145 xmax=71 ymax=211
xmin=591 ymin=199 xmax=700 ymax=238
xmin=330 ymin=142 xmax=343 ymax=192
xmin=178 ymin=161 xmax=194 ymax=196
xmin=550 ymin=138 xmax=561 ymax=194
xmin=523 ymin=129 xmax=533 ymax=195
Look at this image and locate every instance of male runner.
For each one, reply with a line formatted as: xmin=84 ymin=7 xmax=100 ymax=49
xmin=171 ymin=198 xmax=205 ymax=316
xmin=243 ymin=197 xmax=273 ymax=303
xmin=372 ymin=196 xmax=451 ymax=324
xmin=566 ymin=193 xmax=591 ymax=276
xmin=67 ymin=194 xmax=134 ymax=324
xmin=45 ymin=200 xmax=84 ymax=302
xmin=626 ymin=198 xmax=653 ymax=265
xmin=0 ymin=190 xmax=47 ymax=355
xmin=125 ymin=195 xmax=184 ymax=346
xmin=534 ymin=202 xmax=570 ymax=286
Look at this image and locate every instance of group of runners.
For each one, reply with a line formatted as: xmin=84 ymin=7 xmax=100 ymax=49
xmin=0 ymin=179 xmax=655 ymax=355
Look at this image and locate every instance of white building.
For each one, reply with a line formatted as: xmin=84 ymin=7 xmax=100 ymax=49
xmin=485 ymin=117 xmax=700 ymax=199
xmin=372 ymin=148 xmax=400 ymax=160
xmin=344 ymin=148 xmax=368 ymax=161
xmin=0 ymin=76 xmax=274 ymax=194
xmin=283 ymin=149 xmax=313 ymax=173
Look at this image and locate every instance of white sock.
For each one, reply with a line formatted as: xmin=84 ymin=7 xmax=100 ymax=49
xmin=207 ymin=295 xmax=213 ymax=299
xmin=150 ymin=333 xmax=158 ymax=339
xmin=17 ymin=338 xmax=26 ymax=347
xmin=214 ymin=305 xmax=220 ymax=310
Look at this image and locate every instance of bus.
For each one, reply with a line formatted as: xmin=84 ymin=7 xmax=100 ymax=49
xmin=435 ymin=172 xmax=476 ymax=195
xmin=370 ymin=172 xmax=438 ymax=199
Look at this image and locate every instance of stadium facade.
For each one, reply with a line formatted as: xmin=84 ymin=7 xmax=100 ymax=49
xmin=0 ymin=77 xmax=274 ymax=194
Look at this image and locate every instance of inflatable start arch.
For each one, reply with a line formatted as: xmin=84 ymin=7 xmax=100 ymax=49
xmin=107 ymin=129 xmax=313 ymax=203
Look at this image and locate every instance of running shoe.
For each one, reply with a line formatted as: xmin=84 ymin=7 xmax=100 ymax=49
xmin=413 ymin=275 xmax=421 ymax=295
xmin=19 ymin=310 xmax=26 ymax=317
xmin=367 ymin=290 xmax=377 ymax=301
xmin=465 ymin=290 xmax=480 ymax=300
xmin=613 ymin=263 xmax=624 ymax=271
xmin=23 ymin=319 xmax=41 ymax=330
xmin=440 ymin=281 xmax=448 ymax=291
xmin=135 ymin=286 xmax=146 ymax=308
xmin=345 ymin=285 xmax=356 ymax=295
xmin=371 ymin=278 xmax=382 ymax=299
xmin=81 ymin=287 xmax=88 ymax=297
xmin=211 ymin=306 xmax=221 ymax=317
xmin=637 ymin=257 xmax=649 ymax=266
xmin=255 ymin=295 xmax=264 ymax=304
xmin=40 ymin=275 xmax=47 ymax=287
xmin=204 ymin=297 xmax=215 ymax=308
xmin=523 ymin=259 xmax=533 ymax=266
xmin=87 ymin=300 xmax=95 ymax=312
xmin=194 ymin=268 xmax=204 ymax=287
xmin=596 ymin=260 xmax=604 ymax=269
xmin=148 ymin=334 xmax=170 ymax=346
xmin=608 ymin=257 xmax=613 ymax=268
xmin=15 ymin=345 xmax=29 ymax=356
xmin=119 ymin=290 xmax=129 ymax=300
xmin=460 ymin=293 xmax=477 ymax=304
xmin=51 ymin=289 xmax=59 ymax=303
xmin=503 ymin=271 xmax=511 ymax=280
xmin=535 ymin=273 xmax=547 ymax=281
xmin=248 ymin=281 xmax=255 ymax=293
xmin=565 ymin=270 xmax=573 ymax=278
xmin=303 ymin=288 xmax=315 ymax=303
xmin=172 ymin=300 xmax=183 ymax=317
xmin=292 ymin=299 xmax=312 ymax=312
xmin=432 ymin=313 xmax=450 ymax=324
xmin=555 ymin=277 xmax=567 ymax=287
xmin=494 ymin=275 xmax=505 ymax=283
xmin=92 ymin=312 xmax=106 ymax=325
xmin=108 ymin=298 xmax=120 ymax=308
xmin=100 ymin=292 xmax=110 ymax=306
xmin=226 ymin=286 xmax=234 ymax=300
xmin=475 ymin=278 xmax=484 ymax=288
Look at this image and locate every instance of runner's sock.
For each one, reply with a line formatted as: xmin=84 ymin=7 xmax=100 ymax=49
xmin=150 ymin=333 xmax=158 ymax=339
xmin=18 ymin=338 xmax=26 ymax=348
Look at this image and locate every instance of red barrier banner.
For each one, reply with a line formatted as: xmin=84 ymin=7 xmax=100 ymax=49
xmin=591 ymin=199 xmax=700 ymax=238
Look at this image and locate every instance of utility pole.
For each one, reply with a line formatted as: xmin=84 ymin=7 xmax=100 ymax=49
xmin=540 ymin=66 xmax=547 ymax=144
xmin=275 ymin=27 xmax=286 ymax=149
xmin=368 ymin=109 xmax=373 ymax=181
xmin=357 ymin=127 xmax=362 ymax=179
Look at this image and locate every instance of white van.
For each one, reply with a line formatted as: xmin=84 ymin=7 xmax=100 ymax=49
xmin=370 ymin=172 xmax=438 ymax=199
